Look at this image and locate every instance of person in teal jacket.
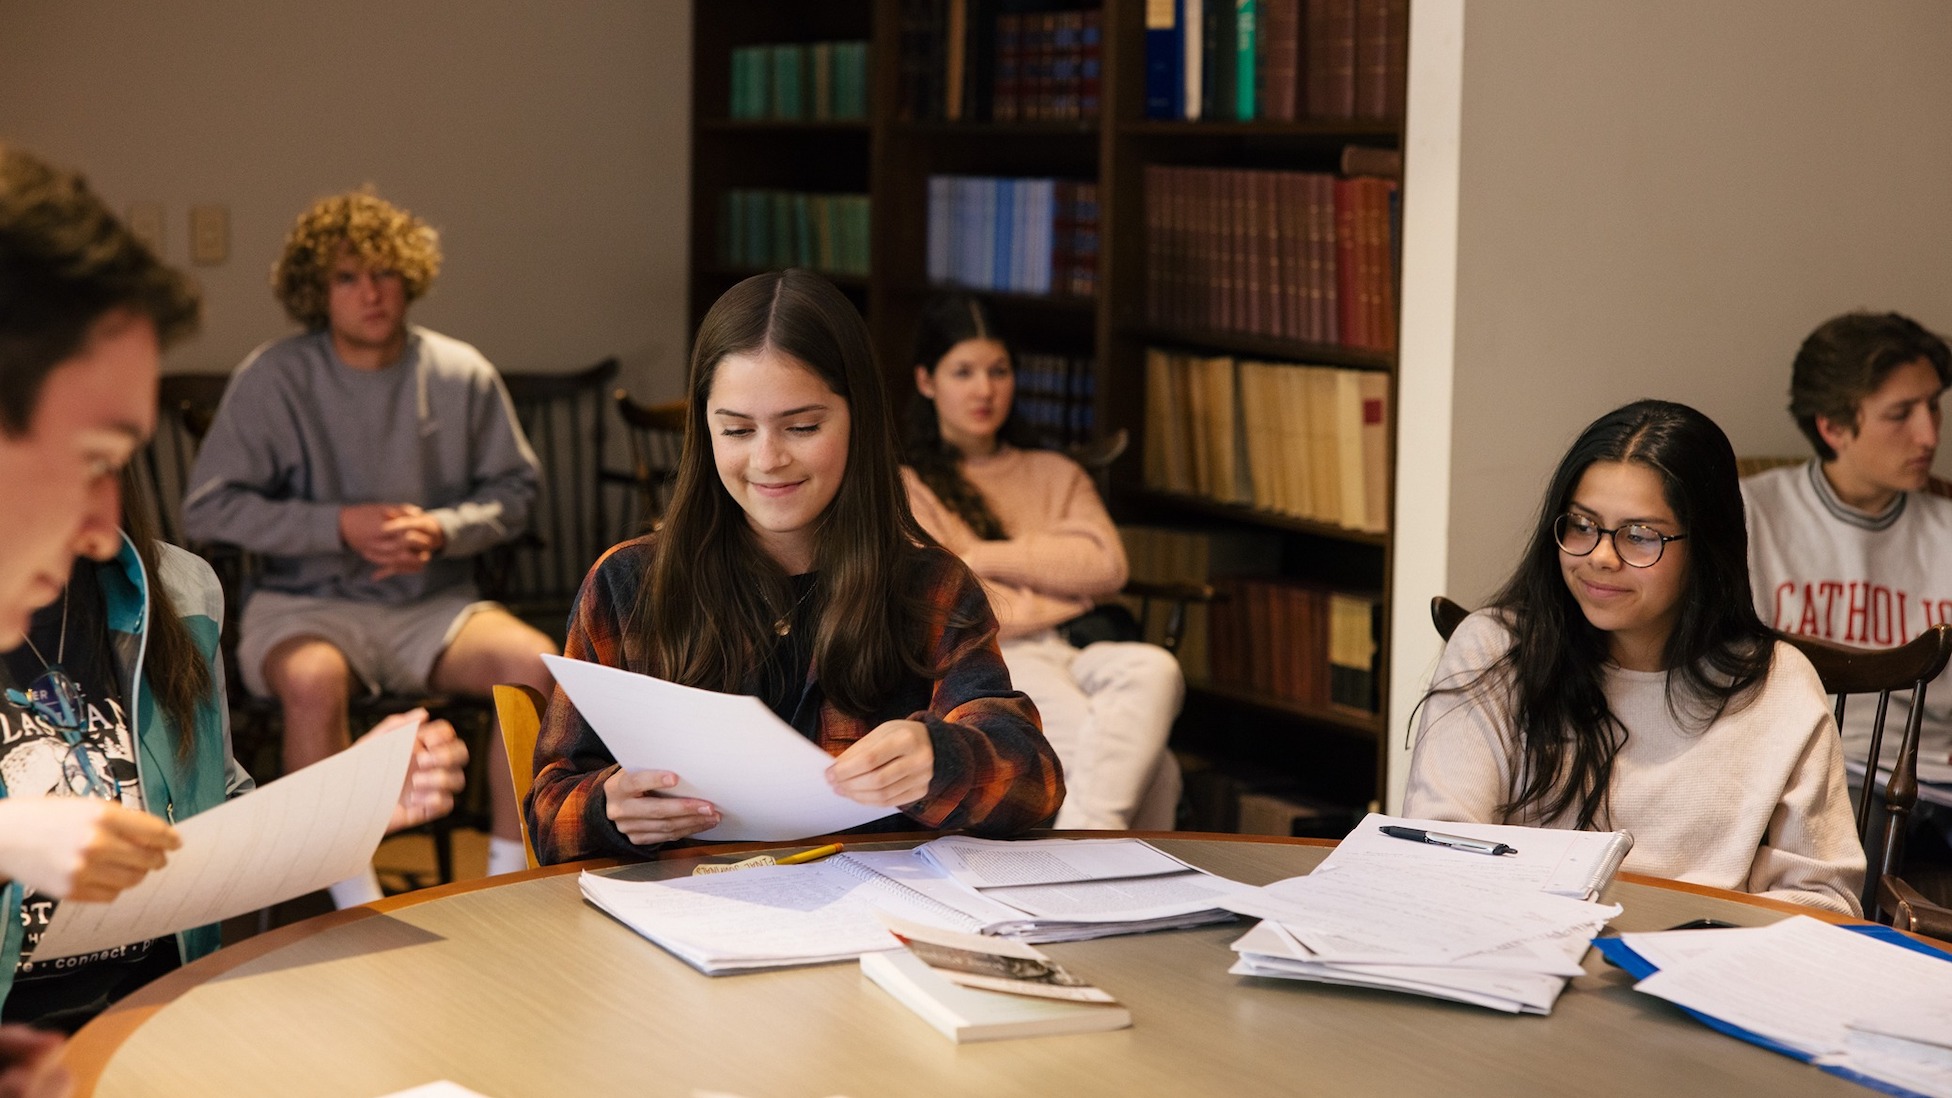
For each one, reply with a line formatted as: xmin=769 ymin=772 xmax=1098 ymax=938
xmin=0 ymin=473 xmax=469 ymax=1031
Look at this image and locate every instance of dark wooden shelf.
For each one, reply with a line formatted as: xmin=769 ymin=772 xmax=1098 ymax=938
xmin=1186 ymin=681 xmax=1384 ymax=738
xmin=1119 ymin=324 xmax=1394 ymax=371
xmin=696 ymin=119 xmax=872 ymax=135
xmin=906 ymin=285 xmax=1097 ymax=315
xmin=1121 ymin=489 xmax=1389 ymax=546
xmin=698 ymin=266 xmax=870 ymax=288
xmin=893 ymin=120 xmax=1099 ymax=138
xmin=1119 ymin=119 xmax=1402 ymax=141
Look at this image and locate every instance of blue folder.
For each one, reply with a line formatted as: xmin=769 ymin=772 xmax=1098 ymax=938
xmin=1592 ymin=925 xmax=1951 ymax=1098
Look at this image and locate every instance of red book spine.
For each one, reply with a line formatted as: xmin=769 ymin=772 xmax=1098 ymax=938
xmin=994 ymin=13 xmax=1022 ymax=123
xmin=1307 ymin=0 xmax=1357 ymax=120
xmin=1259 ymin=0 xmax=1301 ymax=122
xmin=1333 ymin=177 xmax=1361 ymax=348
xmin=1353 ymin=0 xmax=1390 ymax=119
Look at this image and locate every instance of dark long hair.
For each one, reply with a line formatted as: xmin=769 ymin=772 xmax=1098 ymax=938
xmin=630 ymin=270 xmax=942 ymax=715
xmin=900 ymin=294 xmax=1038 ymax=540
xmin=1431 ymin=399 xmax=1775 ymax=828
xmin=120 ymin=465 xmax=213 ymax=758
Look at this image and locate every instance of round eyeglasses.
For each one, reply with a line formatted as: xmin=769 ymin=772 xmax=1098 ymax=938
xmin=1554 ymin=513 xmax=1687 ymax=569
xmin=6 ymin=667 xmax=119 ymax=800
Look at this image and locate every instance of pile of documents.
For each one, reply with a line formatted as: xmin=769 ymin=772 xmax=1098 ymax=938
xmin=580 ymin=836 xmax=1254 ymax=974
xmin=1220 ymin=813 xmax=1629 ymax=1014
xmin=1607 ymin=915 xmax=1952 ymax=1098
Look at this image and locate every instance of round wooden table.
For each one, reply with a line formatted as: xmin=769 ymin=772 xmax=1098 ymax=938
xmin=64 ymin=833 xmax=1881 ymax=1097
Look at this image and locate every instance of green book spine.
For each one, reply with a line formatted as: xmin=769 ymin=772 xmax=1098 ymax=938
xmin=1236 ymin=0 xmax=1257 ymax=120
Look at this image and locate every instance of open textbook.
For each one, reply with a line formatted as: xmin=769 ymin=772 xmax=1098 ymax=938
xmin=579 ymin=836 xmax=1252 ymax=974
xmin=1221 ymin=813 xmax=1628 ymax=1013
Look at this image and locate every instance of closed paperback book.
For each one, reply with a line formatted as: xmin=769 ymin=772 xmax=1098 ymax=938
xmin=862 ymin=917 xmax=1132 ymax=1044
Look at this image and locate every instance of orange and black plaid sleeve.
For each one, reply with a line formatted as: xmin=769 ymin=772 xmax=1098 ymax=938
xmin=900 ymin=549 xmax=1066 ymax=834
xmin=525 ymin=537 xmax=655 ymax=864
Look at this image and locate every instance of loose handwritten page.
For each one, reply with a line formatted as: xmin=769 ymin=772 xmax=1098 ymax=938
xmin=1322 ymin=814 xmax=1633 ymax=900
xmin=34 ymin=715 xmax=417 ymax=961
xmin=543 ymin=655 xmax=886 ymax=841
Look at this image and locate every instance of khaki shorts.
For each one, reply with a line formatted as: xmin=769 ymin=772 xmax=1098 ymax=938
xmin=237 ymin=588 xmax=498 ymax=699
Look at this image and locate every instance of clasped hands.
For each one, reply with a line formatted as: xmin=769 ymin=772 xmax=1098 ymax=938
xmin=603 ymin=718 xmax=934 ymax=846
xmin=340 ymin=502 xmax=446 ymax=580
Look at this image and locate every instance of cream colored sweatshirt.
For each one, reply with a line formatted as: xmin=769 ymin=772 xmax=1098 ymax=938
xmin=901 ymin=447 xmax=1127 ymax=640
xmin=1404 ymin=611 xmax=1866 ymax=916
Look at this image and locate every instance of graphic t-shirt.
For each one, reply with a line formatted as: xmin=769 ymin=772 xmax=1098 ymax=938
xmin=0 ymin=563 xmax=175 ymax=1030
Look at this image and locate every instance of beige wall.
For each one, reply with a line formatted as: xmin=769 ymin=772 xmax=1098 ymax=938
xmin=1446 ymin=0 xmax=1952 ymax=608
xmin=0 ymin=0 xmax=694 ymax=400
xmin=1388 ymin=0 xmax=1952 ymax=808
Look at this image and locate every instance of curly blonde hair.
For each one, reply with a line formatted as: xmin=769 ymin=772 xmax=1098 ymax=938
xmin=271 ymin=190 xmax=441 ymax=329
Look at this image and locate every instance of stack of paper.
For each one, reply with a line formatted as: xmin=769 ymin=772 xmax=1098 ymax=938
xmin=580 ymin=836 xmax=1253 ymax=974
xmin=1220 ymin=814 xmax=1627 ymax=1013
xmin=1610 ymin=916 xmax=1952 ymax=1097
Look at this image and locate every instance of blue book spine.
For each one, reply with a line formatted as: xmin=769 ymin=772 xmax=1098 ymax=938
xmin=1144 ymin=0 xmax=1184 ymax=119
xmin=994 ymin=179 xmax=1016 ymax=292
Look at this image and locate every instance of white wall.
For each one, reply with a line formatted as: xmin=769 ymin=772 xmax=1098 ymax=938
xmin=0 ymin=0 xmax=694 ymax=400
xmin=1388 ymin=0 xmax=1952 ymax=809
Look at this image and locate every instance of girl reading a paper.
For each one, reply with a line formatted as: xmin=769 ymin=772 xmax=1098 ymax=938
xmin=1404 ymin=400 xmax=1865 ymax=914
xmin=526 ymin=272 xmax=1063 ymax=861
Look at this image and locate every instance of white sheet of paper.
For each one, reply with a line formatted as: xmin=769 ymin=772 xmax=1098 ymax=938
xmin=917 ymin=836 xmax=1196 ymax=888
xmin=33 ymin=715 xmax=417 ymax=962
xmin=375 ymin=1085 xmax=497 ymax=1098
xmin=543 ymin=655 xmax=886 ymax=841
xmin=1634 ymin=915 xmax=1952 ymax=1058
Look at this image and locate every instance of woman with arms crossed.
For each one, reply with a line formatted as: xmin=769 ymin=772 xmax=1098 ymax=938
xmin=526 ymin=272 xmax=1063 ymax=860
xmin=1405 ymin=399 xmax=1864 ymax=914
xmin=901 ymin=295 xmax=1182 ymax=830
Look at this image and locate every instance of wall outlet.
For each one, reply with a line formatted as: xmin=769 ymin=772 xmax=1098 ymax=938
xmin=189 ymin=204 xmax=228 ymax=265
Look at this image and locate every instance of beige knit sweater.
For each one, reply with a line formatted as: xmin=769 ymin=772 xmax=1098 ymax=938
xmin=901 ymin=447 xmax=1127 ymax=640
xmin=1404 ymin=611 xmax=1866 ymax=915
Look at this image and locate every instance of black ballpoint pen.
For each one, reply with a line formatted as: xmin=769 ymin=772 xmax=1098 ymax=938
xmin=1379 ymin=825 xmax=1518 ymax=856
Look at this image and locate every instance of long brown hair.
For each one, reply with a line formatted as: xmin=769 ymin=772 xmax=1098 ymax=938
xmin=630 ymin=270 xmax=945 ymax=715
xmin=900 ymin=294 xmax=1038 ymax=539
xmin=120 ymin=464 xmax=214 ymax=757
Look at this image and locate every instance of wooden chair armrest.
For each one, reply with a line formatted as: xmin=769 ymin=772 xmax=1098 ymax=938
xmin=1878 ymin=874 xmax=1952 ymax=944
xmin=1123 ymin=579 xmax=1222 ymax=605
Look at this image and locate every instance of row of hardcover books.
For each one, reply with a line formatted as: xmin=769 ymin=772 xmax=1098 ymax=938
xmin=728 ymin=41 xmax=870 ymax=122
xmin=1145 ymin=0 xmax=1408 ymax=122
xmin=926 ymin=176 xmax=1100 ymax=298
xmin=1144 ymin=349 xmax=1389 ymax=534
xmin=1144 ymin=165 xmax=1398 ymax=351
xmin=1119 ymin=525 xmax=1378 ymax=712
xmin=717 ymin=190 xmax=872 ymax=278
xmin=1016 ymin=351 xmax=1097 ymax=449
xmin=1212 ymin=578 xmax=1381 ymax=713
xmin=899 ymin=1 xmax=1103 ymax=123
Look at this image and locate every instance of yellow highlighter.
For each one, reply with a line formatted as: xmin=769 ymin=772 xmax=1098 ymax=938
xmin=774 ymin=842 xmax=844 ymax=866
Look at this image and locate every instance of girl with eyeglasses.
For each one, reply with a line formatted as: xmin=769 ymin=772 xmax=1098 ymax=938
xmin=1404 ymin=399 xmax=1864 ymax=914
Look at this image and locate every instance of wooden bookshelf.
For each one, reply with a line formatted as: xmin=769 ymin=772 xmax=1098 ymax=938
xmin=689 ymin=0 xmax=1408 ymax=818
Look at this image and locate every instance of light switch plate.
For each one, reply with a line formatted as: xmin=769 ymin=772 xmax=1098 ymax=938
xmin=190 ymin=204 xmax=228 ymax=265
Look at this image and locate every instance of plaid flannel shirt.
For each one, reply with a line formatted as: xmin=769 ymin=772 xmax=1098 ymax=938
xmin=527 ymin=536 xmax=1064 ymax=863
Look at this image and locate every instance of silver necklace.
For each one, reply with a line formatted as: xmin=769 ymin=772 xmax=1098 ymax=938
xmin=20 ymin=585 xmax=69 ymax=670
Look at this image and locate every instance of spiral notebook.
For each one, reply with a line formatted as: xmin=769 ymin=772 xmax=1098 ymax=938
xmin=1322 ymin=813 xmax=1635 ymax=902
